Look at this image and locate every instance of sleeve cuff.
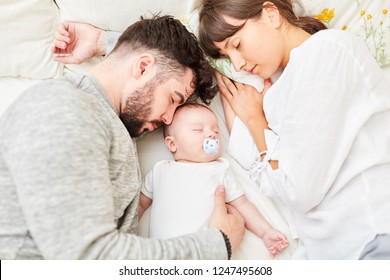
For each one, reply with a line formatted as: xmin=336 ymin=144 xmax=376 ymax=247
xmin=105 ymin=31 xmax=122 ymax=57
xmin=219 ymin=230 xmax=232 ymax=260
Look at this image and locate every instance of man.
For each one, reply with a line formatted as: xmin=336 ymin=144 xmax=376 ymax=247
xmin=0 ymin=16 xmax=244 ymax=259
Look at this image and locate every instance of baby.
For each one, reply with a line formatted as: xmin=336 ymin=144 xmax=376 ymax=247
xmin=138 ymin=103 xmax=288 ymax=257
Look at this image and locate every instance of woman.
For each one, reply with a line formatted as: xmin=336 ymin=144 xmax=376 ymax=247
xmin=198 ymin=0 xmax=390 ymax=259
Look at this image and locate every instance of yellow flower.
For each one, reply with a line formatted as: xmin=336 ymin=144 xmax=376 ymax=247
xmin=314 ymin=8 xmax=335 ymax=23
xmin=367 ymin=14 xmax=372 ymax=20
xmin=360 ymin=10 xmax=365 ymax=16
xmin=380 ymin=20 xmax=383 ymax=25
xmin=383 ymin=9 xmax=388 ymax=15
xmin=342 ymin=25 xmax=347 ymax=30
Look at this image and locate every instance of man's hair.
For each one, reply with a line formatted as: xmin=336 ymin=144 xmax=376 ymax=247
xmin=112 ymin=15 xmax=218 ymax=105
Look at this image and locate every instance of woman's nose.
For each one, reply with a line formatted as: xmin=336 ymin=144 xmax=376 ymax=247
xmin=230 ymin=53 xmax=245 ymax=72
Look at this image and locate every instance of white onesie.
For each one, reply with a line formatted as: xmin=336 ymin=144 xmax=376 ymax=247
xmin=141 ymin=158 xmax=244 ymax=239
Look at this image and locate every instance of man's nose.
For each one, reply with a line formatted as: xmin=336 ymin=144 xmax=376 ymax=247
xmin=161 ymin=107 xmax=175 ymax=125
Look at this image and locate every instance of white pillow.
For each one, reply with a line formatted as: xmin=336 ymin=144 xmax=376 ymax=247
xmin=55 ymin=0 xmax=202 ymax=73
xmin=294 ymin=0 xmax=390 ymax=66
xmin=0 ymin=0 xmax=60 ymax=78
xmin=0 ymin=78 xmax=41 ymax=117
xmin=56 ymin=0 xmax=201 ymax=32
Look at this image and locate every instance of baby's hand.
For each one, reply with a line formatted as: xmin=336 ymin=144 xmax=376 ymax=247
xmin=262 ymin=228 xmax=289 ymax=258
xmin=51 ymin=22 xmax=106 ymax=64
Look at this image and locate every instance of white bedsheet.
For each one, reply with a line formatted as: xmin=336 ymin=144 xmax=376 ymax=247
xmin=137 ymin=93 xmax=299 ymax=259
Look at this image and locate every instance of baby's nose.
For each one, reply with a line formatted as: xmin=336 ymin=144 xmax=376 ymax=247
xmin=208 ymin=132 xmax=217 ymax=139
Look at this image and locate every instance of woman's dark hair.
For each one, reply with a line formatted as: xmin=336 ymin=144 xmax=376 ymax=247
xmin=113 ymin=15 xmax=218 ymax=105
xmin=199 ymin=0 xmax=327 ymax=59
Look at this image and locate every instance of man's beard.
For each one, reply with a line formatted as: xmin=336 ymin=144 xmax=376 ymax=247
xmin=120 ymin=78 xmax=164 ymax=137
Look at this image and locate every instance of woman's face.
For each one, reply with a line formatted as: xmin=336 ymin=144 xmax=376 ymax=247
xmin=214 ymin=10 xmax=287 ymax=80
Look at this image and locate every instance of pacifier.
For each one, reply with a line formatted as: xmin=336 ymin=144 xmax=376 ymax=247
xmin=203 ymin=138 xmax=220 ymax=155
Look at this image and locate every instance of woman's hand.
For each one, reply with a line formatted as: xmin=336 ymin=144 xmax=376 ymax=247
xmin=215 ymin=71 xmax=268 ymax=126
xmin=51 ymin=22 xmax=107 ymax=64
xmin=216 ymin=71 xmax=271 ymax=152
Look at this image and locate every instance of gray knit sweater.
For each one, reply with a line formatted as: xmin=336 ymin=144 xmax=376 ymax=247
xmin=0 ymin=73 xmax=226 ymax=259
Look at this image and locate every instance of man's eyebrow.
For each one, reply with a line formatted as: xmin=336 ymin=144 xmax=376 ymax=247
xmin=174 ymin=90 xmax=185 ymax=105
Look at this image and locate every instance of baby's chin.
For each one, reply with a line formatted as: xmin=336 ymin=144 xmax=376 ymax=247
xmin=174 ymin=152 xmax=221 ymax=163
xmin=200 ymin=149 xmax=222 ymax=163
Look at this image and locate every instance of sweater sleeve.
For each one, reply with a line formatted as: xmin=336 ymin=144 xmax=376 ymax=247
xmin=105 ymin=31 xmax=121 ymax=56
xmin=1 ymin=81 xmax=227 ymax=260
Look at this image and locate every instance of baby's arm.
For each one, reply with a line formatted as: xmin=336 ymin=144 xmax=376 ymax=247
xmin=229 ymin=195 xmax=288 ymax=257
xmin=138 ymin=193 xmax=152 ymax=219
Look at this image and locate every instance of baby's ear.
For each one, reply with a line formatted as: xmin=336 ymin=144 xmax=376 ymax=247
xmin=164 ymin=136 xmax=177 ymax=153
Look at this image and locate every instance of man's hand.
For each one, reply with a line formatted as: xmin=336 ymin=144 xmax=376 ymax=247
xmin=51 ymin=22 xmax=107 ymax=64
xmin=208 ymin=185 xmax=245 ymax=253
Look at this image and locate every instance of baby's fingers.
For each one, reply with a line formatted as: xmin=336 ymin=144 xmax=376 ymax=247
xmin=53 ymin=54 xmax=82 ymax=65
xmin=55 ymin=30 xmax=71 ymax=44
xmin=268 ymin=247 xmax=278 ymax=258
xmin=57 ymin=22 xmax=71 ymax=37
xmin=52 ymin=22 xmax=72 ymax=50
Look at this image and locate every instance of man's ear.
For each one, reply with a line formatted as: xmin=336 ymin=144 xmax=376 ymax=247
xmin=262 ymin=1 xmax=282 ymax=28
xmin=133 ymin=53 xmax=156 ymax=80
xmin=165 ymin=136 xmax=177 ymax=153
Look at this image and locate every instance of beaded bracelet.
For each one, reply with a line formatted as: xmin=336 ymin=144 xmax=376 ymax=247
xmin=219 ymin=230 xmax=232 ymax=260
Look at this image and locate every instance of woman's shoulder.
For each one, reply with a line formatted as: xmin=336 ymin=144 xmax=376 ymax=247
xmin=292 ymin=29 xmax=367 ymax=64
xmin=305 ymin=29 xmax=362 ymax=50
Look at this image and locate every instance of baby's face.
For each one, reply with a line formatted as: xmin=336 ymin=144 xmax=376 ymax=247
xmin=168 ymin=106 xmax=222 ymax=163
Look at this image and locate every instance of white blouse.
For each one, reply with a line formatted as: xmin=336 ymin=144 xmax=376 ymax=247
xmin=259 ymin=29 xmax=390 ymax=259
